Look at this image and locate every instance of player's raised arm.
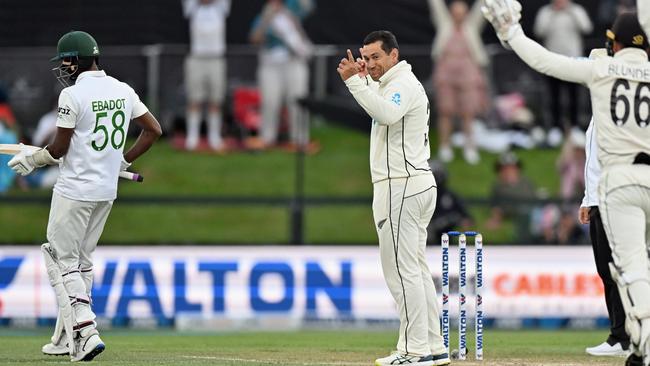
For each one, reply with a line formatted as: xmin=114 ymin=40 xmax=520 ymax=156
xmin=482 ymin=0 xmax=594 ymax=85
xmin=639 ymin=0 xmax=650 ymax=37
xmin=427 ymin=0 xmax=451 ymax=28
xmin=339 ymin=49 xmax=411 ymax=126
xmin=468 ymin=0 xmax=487 ymax=30
xmin=182 ymin=0 xmax=199 ymax=18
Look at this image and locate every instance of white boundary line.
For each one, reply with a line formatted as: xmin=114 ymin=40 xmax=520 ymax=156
xmin=182 ymin=355 xmax=369 ymax=365
xmin=182 ymin=357 xmax=600 ymax=366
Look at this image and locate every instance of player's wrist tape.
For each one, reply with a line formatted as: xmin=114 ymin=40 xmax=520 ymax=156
xmin=30 ymin=148 xmax=59 ymax=167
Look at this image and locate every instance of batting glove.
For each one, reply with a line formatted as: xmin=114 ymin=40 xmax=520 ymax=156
xmin=8 ymin=144 xmax=58 ymax=176
xmin=482 ymin=0 xmax=523 ymax=49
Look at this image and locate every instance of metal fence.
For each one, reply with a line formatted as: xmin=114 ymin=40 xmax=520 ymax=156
xmin=0 ymin=44 xmax=586 ymax=245
xmin=0 ymin=43 xmax=570 ymax=134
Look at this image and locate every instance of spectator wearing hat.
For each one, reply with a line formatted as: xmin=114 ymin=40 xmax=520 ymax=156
xmin=486 ymin=152 xmax=537 ymax=242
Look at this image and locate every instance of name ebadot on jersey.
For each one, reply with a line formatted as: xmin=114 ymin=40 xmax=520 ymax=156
xmin=91 ymin=99 xmax=127 ymax=112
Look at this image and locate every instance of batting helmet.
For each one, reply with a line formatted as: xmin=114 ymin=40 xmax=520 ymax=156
xmin=51 ymin=31 xmax=100 ymax=87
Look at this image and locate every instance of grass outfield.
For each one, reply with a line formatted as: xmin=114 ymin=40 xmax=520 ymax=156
xmin=0 ymin=329 xmax=629 ymax=365
xmin=0 ymin=123 xmax=563 ymax=244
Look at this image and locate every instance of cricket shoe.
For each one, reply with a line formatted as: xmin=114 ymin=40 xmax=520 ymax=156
xmin=586 ymin=341 xmax=630 ymax=356
xmin=42 ymin=341 xmax=69 ymax=356
xmin=375 ymin=352 xmax=450 ymax=366
xmin=70 ymin=329 xmax=104 ymax=362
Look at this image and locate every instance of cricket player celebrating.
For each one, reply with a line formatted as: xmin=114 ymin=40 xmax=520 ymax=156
xmin=8 ymin=31 xmax=162 ymax=361
xmin=481 ymin=2 xmax=650 ymax=365
xmin=337 ymin=30 xmax=449 ymax=366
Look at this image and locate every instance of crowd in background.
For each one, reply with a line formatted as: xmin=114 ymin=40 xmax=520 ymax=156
xmin=0 ymin=0 xmax=638 ymax=245
xmin=179 ymin=0 xmax=314 ymax=153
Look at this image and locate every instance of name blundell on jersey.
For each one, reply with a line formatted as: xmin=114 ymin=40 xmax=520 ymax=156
xmin=91 ymin=99 xmax=127 ymax=112
xmin=607 ymin=63 xmax=650 ymax=80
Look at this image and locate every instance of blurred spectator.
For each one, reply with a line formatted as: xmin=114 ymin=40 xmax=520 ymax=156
xmin=0 ymin=87 xmax=18 ymax=193
xmin=32 ymin=107 xmax=57 ymax=147
xmin=486 ymin=152 xmax=537 ymax=242
xmin=429 ymin=0 xmax=488 ymax=165
xmin=529 ymin=129 xmax=588 ymax=245
xmin=556 ymin=205 xmax=587 ymax=244
xmin=557 ymin=128 xmax=586 ymax=200
xmin=24 ymin=102 xmax=59 ymax=188
xmin=426 ymin=160 xmax=474 ymax=243
xmin=534 ymin=0 xmax=592 ymax=146
xmin=182 ymin=0 xmax=231 ymax=151
xmin=249 ymin=0 xmax=314 ymax=150
xmin=534 ymin=204 xmax=588 ymax=244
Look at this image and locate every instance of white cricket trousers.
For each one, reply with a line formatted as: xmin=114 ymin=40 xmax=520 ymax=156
xmin=258 ymin=55 xmax=309 ymax=145
xmin=373 ymin=174 xmax=446 ymax=356
xmin=599 ymin=164 xmax=650 ymax=331
xmin=47 ymin=192 xmax=113 ymax=324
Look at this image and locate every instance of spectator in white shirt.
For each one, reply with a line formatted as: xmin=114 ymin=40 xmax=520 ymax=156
xmin=27 ymin=103 xmax=60 ymax=188
xmin=534 ymin=0 xmax=592 ymax=146
xmin=183 ymin=0 xmax=231 ymax=151
xmin=249 ymin=0 xmax=313 ymax=150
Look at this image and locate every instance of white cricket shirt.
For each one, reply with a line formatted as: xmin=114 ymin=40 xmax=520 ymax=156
xmin=581 ymin=118 xmax=601 ymax=207
xmin=54 ymin=70 xmax=148 ymax=201
xmin=345 ymin=61 xmax=432 ymax=183
xmin=184 ymin=0 xmax=230 ymax=57
xmin=32 ymin=110 xmax=57 ymax=146
xmin=533 ymin=4 xmax=592 ymax=57
xmin=509 ymin=33 xmax=650 ymax=170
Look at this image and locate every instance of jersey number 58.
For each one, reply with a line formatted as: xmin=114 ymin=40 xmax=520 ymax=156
xmin=92 ymin=111 xmax=127 ymax=151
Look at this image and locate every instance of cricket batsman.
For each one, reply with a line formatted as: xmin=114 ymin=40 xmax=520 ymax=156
xmin=8 ymin=30 xmax=162 ymax=361
xmin=481 ymin=1 xmax=650 ymax=365
xmin=337 ymin=30 xmax=449 ymax=366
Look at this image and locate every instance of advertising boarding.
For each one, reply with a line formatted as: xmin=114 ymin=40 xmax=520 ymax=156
xmin=0 ymin=246 xmax=606 ymax=328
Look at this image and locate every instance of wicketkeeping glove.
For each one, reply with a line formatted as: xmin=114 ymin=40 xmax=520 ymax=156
xmin=7 ymin=144 xmax=59 ymax=176
xmin=481 ymin=0 xmax=523 ymax=49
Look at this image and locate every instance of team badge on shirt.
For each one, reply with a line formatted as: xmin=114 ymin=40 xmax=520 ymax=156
xmin=391 ymin=93 xmax=401 ymax=106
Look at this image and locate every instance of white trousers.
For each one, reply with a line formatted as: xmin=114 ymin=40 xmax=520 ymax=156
xmin=47 ymin=192 xmax=113 ymax=323
xmin=258 ymin=56 xmax=309 ymax=145
xmin=373 ymin=174 xmax=445 ymax=356
xmin=599 ymin=164 xmax=650 ymax=338
xmin=184 ymin=56 xmax=226 ymax=104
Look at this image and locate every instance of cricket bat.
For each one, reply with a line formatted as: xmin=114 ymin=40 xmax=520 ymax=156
xmin=0 ymin=143 xmax=144 ymax=182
